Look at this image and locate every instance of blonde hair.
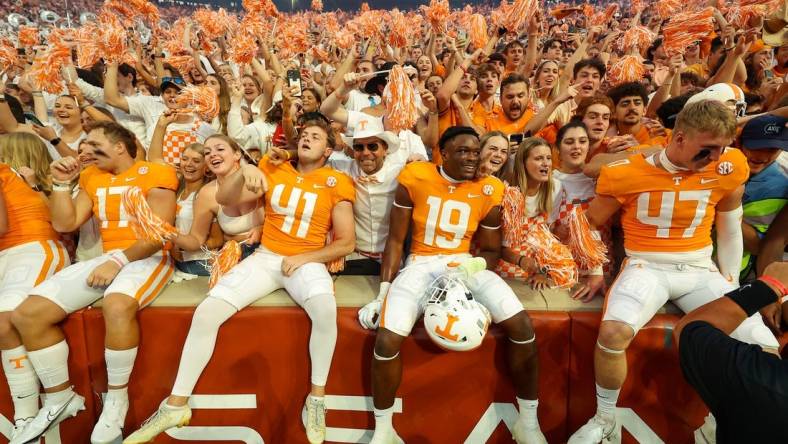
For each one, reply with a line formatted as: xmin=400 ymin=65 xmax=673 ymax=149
xmin=512 ymin=137 xmax=554 ymax=216
xmin=675 ymin=101 xmax=736 ymax=139
xmin=0 ymin=133 xmax=53 ymax=193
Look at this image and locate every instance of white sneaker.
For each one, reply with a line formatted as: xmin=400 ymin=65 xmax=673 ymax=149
xmin=122 ymin=400 xmax=191 ymax=444
xmin=568 ymin=414 xmax=616 ymax=444
xmin=694 ymin=414 xmax=716 ymax=444
xmin=91 ymin=392 xmax=129 ymax=444
xmin=512 ymin=417 xmax=547 ymax=444
xmin=9 ymin=391 xmax=85 ymax=444
xmin=303 ymin=396 xmax=326 ymax=444
xmin=10 ymin=418 xmax=35 ymax=442
xmin=369 ymin=427 xmax=405 ymax=444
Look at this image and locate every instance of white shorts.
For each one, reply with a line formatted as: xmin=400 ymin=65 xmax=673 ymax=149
xmin=0 ymin=240 xmax=70 ymax=312
xmin=31 ymin=250 xmax=174 ymax=314
xmin=209 ymin=246 xmax=335 ymax=310
xmin=380 ymin=254 xmax=525 ymax=337
xmin=603 ymin=258 xmax=778 ymax=348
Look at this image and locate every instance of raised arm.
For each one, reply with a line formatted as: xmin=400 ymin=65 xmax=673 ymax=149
xmin=436 ymin=49 xmax=481 ymax=112
xmin=320 ymin=73 xmax=357 ymax=126
xmin=104 ymin=62 xmax=131 ymax=113
xmin=48 ymin=158 xmax=94 ymax=233
xmin=215 ymin=164 xmax=266 ymax=207
xmin=147 ymin=110 xmax=178 ymax=164
xmin=523 ymin=85 xmax=577 ymax=135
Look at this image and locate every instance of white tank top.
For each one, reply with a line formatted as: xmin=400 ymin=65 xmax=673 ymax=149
xmin=216 ymin=206 xmax=260 ymax=236
xmin=176 ymin=192 xmax=210 ymax=262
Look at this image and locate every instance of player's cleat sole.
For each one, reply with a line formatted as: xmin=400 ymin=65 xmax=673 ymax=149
xmin=123 ymin=401 xmax=191 ymax=444
xmin=9 ymin=391 xmax=85 ymax=444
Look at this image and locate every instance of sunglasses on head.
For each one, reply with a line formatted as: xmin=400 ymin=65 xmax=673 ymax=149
xmin=353 ymin=142 xmax=382 ymax=152
xmin=161 ymin=77 xmax=186 ymax=86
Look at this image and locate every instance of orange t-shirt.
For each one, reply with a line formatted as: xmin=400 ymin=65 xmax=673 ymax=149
xmin=0 ymin=164 xmax=58 ymax=250
xmin=398 ymin=162 xmax=504 ymax=256
xmin=484 ymin=108 xmax=535 ymax=135
xmin=80 ymin=161 xmax=178 ymax=252
xmin=596 ymin=149 xmax=748 ymax=254
xmin=469 ymin=99 xmax=501 ymax=129
xmin=259 ymin=156 xmax=355 ymax=256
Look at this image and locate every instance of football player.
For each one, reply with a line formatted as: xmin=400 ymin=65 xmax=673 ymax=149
xmin=0 ymin=159 xmax=69 ymax=439
xmin=123 ymin=119 xmax=355 ymax=444
xmin=568 ymin=101 xmax=779 ymax=444
xmin=362 ymin=126 xmax=546 ymax=444
xmin=10 ymin=122 xmax=178 ymax=444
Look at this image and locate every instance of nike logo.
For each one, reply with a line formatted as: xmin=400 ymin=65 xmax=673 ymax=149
xmin=313 ymin=184 xmax=325 ymax=189
xmin=45 ymin=391 xmax=76 ymax=423
xmin=700 ymin=178 xmax=717 ymax=184
xmin=124 ymin=177 xmax=137 ymax=182
xmin=15 ymin=393 xmax=37 ymax=400
xmin=467 ymin=193 xmax=480 ymax=198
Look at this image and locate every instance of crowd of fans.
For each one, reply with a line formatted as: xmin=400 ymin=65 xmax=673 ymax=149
xmin=0 ymin=0 xmax=786 ymax=442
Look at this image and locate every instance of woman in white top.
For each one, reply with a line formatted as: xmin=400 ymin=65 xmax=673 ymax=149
xmin=31 ymin=94 xmax=86 ymax=159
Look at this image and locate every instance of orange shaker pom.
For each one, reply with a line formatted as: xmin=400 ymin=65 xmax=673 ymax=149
xmin=175 ymin=85 xmax=220 ymax=122
xmin=207 ymin=240 xmax=242 ymax=289
xmin=607 ymin=55 xmax=645 ymax=86
xmin=469 ymin=14 xmax=489 ymax=50
xmin=382 ymin=65 xmax=420 ymax=133
xmin=567 ymin=207 xmax=608 ymax=271
xmin=122 ymin=187 xmax=179 ymax=244
xmin=18 ymin=26 xmax=39 ymax=48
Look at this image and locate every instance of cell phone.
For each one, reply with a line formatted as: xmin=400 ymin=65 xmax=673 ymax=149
xmin=286 ymin=69 xmax=303 ymax=98
xmin=16 ymin=48 xmax=25 ymax=55
xmin=764 ymin=69 xmax=774 ymax=80
xmin=509 ymin=133 xmax=524 ymax=145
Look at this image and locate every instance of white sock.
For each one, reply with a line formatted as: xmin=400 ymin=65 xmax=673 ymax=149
xmin=373 ymin=405 xmax=394 ymax=431
xmin=516 ymin=397 xmax=539 ymax=428
xmin=2 ymin=346 xmax=40 ymax=420
xmin=171 ymin=298 xmax=236 ymax=397
xmin=595 ymin=384 xmax=619 ymax=418
xmin=309 ymin=395 xmax=324 ymax=403
xmin=303 ymin=295 xmax=337 ymax=387
xmin=45 ymin=387 xmax=74 ymax=405
xmin=106 ymin=347 xmax=137 ymax=390
xmin=26 ymin=340 xmax=69 ymax=389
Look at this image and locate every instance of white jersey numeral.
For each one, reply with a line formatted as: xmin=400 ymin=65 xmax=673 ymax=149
xmin=423 ymin=196 xmax=471 ymax=249
xmin=95 ymin=186 xmax=131 ymax=229
xmin=270 ymin=184 xmax=318 ymax=239
xmin=635 ymin=190 xmax=711 ymax=239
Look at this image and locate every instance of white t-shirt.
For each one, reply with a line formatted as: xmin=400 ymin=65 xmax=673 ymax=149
xmin=345 ymin=89 xmax=380 ymax=113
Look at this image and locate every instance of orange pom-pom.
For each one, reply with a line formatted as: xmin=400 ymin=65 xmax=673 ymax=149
xmin=607 ymin=55 xmax=645 ymax=86
xmin=726 ymin=5 xmax=768 ymax=28
xmin=311 ymin=0 xmax=323 ymax=11
xmin=503 ymin=0 xmax=539 ymax=32
xmin=630 ymin=0 xmax=645 ymax=14
xmin=590 ymin=3 xmax=619 ymax=27
xmin=656 ymin=0 xmax=682 ymax=19
xmin=469 ymin=14 xmax=488 ymax=50
xmin=18 ymin=26 xmax=39 ymax=48
xmin=243 ymin=0 xmax=279 ymax=17
xmin=122 ymin=187 xmax=179 ymax=244
xmin=74 ymin=24 xmax=100 ymax=68
xmin=164 ymin=55 xmax=195 ymax=77
xmin=386 ymin=9 xmax=408 ymax=49
xmin=229 ymin=32 xmax=258 ymax=65
xmin=522 ymin=222 xmax=578 ymax=288
xmin=0 ymin=42 xmax=18 ymax=68
xmin=193 ymin=8 xmax=224 ymax=40
xmin=621 ymin=25 xmax=655 ymax=53
xmin=567 ymin=207 xmax=608 ymax=271
xmin=421 ymin=0 xmax=450 ymax=33
xmin=582 ymin=4 xmax=595 ymax=19
xmin=29 ymin=45 xmax=71 ymax=94
xmin=207 ymin=240 xmax=242 ymax=288
xmin=382 ymin=65 xmax=420 ymax=133
xmin=663 ymin=7 xmax=714 ymax=56
xmin=175 ymin=85 xmax=220 ymax=122
xmin=334 ymin=30 xmax=355 ymax=50
xmin=502 ymin=186 xmax=527 ymax=248
xmin=127 ymin=0 xmax=160 ymax=27
xmin=550 ymin=4 xmax=575 ymax=19
xmin=98 ymin=20 xmax=128 ymax=64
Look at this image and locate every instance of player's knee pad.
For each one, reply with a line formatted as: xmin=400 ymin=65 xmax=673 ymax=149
xmin=192 ymin=297 xmax=236 ymax=332
xmin=468 ymin=270 xmax=524 ymax=324
xmin=604 ymin=271 xmax=659 ymax=329
xmin=291 ymin=263 xmax=335 ymax=300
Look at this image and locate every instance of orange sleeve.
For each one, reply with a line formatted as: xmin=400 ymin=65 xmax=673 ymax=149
xmin=333 ymin=173 xmax=356 ymax=204
xmin=397 ymin=162 xmax=420 ymax=202
xmin=434 ymin=64 xmax=447 ymax=78
xmin=596 ymin=161 xmax=629 ymax=203
xmin=150 ymin=163 xmax=179 ymax=191
xmin=720 ymin=148 xmax=750 ymax=192
xmin=481 ymin=179 xmax=505 ymax=218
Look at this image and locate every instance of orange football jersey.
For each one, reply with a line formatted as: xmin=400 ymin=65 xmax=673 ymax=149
xmin=399 ymin=162 xmax=504 ymax=256
xmin=259 ymin=156 xmax=355 ymax=256
xmin=0 ymin=164 xmax=58 ymax=250
xmin=596 ymin=149 xmax=749 ymax=253
xmin=79 ymin=161 xmax=178 ymax=252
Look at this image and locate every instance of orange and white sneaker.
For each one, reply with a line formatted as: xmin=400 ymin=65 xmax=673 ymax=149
xmin=123 ymin=400 xmax=191 ymax=444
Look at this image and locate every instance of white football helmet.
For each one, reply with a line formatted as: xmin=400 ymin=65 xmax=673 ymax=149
xmin=423 ymin=274 xmax=491 ymax=352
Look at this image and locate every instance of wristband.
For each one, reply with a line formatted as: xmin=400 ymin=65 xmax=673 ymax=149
xmin=109 ymin=251 xmax=130 ymax=269
xmin=727 ymin=280 xmax=780 ymax=317
xmin=758 ymin=275 xmax=787 ymax=297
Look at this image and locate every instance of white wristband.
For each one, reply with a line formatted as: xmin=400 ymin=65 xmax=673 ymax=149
xmin=109 ymin=251 xmax=129 ymax=268
xmin=52 ymin=183 xmax=73 ymax=192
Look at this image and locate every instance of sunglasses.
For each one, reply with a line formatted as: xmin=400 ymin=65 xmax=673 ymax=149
xmin=161 ymin=77 xmax=186 ymax=86
xmin=352 ymin=142 xmax=382 ymax=152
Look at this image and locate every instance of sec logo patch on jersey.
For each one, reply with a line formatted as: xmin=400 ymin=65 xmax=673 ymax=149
xmin=717 ymin=161 xmax=733 ymax=176
xmin=483 ymin=184 xmax=494 ymax=196
xmin=138 ymin=166 xmax=149 ymax=175
xmin=326 ymin=176 xmax=337 ymax=187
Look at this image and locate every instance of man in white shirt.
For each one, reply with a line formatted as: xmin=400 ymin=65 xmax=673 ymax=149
xmin=329 ymin=117 xmax=421 ymax=277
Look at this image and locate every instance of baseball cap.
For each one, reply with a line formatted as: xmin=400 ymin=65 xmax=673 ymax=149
xmin=741 ymin=115 xmax=788 ymax=150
